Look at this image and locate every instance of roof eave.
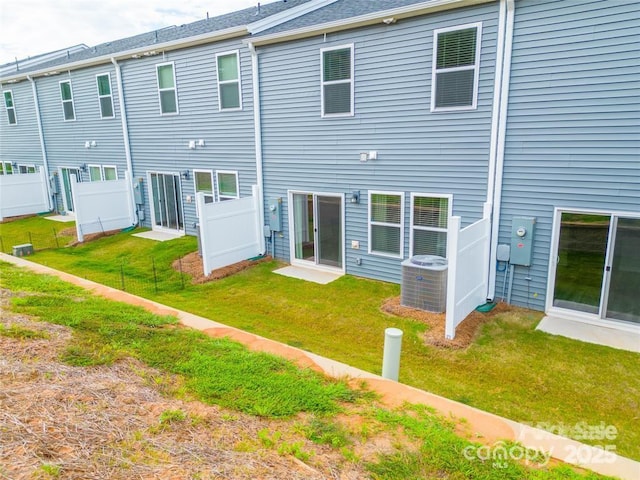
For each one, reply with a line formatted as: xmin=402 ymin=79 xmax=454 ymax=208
xmin=248 ymin=0 xmax=496 ymax=47
xmin=1 ymin=25 xmax=247 ymax=84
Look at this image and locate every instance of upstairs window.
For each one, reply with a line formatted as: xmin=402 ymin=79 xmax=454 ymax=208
xmin=431 ymin=23 xmax=482 ymax=111
xmin=96 ymin=73 xmax=114 ymax=118
xmin=3 ymin=90 xmax=17 ymax=125
xmin=216 ymin=171 xmax=239 ymax=201
xmin=156 ymin=62 xmax=178 ymax=115
xmin=369 ymin=191 xmax=404 ymax=258
xmin=60 ymin=80 xmax=76 ymax=120
xmin=216 ymin=51 xmax=242 ymax=110
xmin=410 ymin=194 xmax=451 ymax=258
xmin=321 ymin=45 xmax=354 ymax=117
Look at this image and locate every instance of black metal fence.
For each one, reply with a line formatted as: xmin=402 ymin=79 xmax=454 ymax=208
xmin=0 ymin=228 xmax=66 ymax=254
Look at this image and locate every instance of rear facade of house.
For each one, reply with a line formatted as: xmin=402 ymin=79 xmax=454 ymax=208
xmin=255 ymin=0 xmax=501 ymax=284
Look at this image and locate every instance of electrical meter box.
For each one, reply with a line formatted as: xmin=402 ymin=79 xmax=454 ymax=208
xmin=133 ymin=177 xmax=144 ymax=205
xmin=510 ymin=217 xmax=536 ymax=266
xmin=268 ymin=197 xmax=282 ymax=232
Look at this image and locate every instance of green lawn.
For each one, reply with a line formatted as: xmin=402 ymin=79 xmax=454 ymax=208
xmin=0 ymin=263 xmax=613 ymax=479
xmin=1 ymin=215 xmax=639 ymax=461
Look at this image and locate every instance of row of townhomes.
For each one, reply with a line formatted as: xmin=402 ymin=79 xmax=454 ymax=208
xmin=1 ymin=0 xmax=638 ymax=343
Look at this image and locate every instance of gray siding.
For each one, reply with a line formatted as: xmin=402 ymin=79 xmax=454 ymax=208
xmin=0 ymin=80 xmax=44 ymax=169
xmin=35 ymin=63 xmax=128 ymax=212
xmin=121 ymin=39 xmax=257 ymax=234
xmin=259 ymin=2 xmax=500 ymax=283
xmin=498 ymin=0 xmax=640 ymax=310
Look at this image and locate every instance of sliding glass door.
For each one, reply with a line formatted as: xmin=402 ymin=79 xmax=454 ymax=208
xmin=291 ymin=192 xmax=342 ymax=269
xmin=552 ymin=212 xmax=639 ymax=324
xmin=149 ymin=172 xmax=184 ymax=232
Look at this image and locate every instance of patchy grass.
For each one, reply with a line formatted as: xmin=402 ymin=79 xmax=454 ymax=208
xmin=0 ymin=214 xmax=75 ymax=253
xmin=1 ymin=215 xmax=638 ymax=460
xmin=0 ymin=264 xmax=618 ymax=479
xmin=0 ymin=323 xmax=49 ymax=340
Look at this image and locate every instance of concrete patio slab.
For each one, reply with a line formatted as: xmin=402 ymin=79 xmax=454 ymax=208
xmin=43 ymin=215 xmax=75 ymax=223
xmin=274 ymin=265 xmax=342 ymax=284
xmin=1 ymin=252 xmax=638 ymax=480
xmin=132 ymin=230 xmax=184 ymax=242
xmin=538 ymin=316 xmax=640 ymax=353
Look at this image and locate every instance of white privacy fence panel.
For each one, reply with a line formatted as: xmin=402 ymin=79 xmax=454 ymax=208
xmin=197 ymin=185 xmax=264 ymax=276
xmin=72 ymin=171 xmax=136 ymax=242
xmin=445 ymin=204 xmax=491 ymax=339
xmin=0 ymin=167 xmax=51 ymax=221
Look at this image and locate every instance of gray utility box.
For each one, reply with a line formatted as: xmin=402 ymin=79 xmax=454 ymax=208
xmin=401 ymin=255 xmax=448 ymax=313
xmin=12 ymin=243 xmax=34 ymax=257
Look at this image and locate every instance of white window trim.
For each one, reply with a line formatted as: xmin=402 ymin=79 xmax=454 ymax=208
xmin=156 ymin=61 xmax=179 ymax=116
xmin=368 ymin=190 xmax=405 ymax=259
xmin=1 ymin=161 xmax=14 ymax=175
xmin=3 ymin=90 xmax=17 ymax=125
xmin=96 ymin=72 xmax=115 ymax=119
xmin=193 ymin=169 xmax=215 ymax=214
xmin=320 ymin=43 xmax=355 ymax=118
xmin=216 ymin=170 xmax=239 ymax=201
xmin=430 ymin=22 xmax=482 ymax=112
xmin=409 ymin=192 xmax=453 ymax=258
xmin=103 ymin=165 xmax=118 ymax=180
xmin=17 ymin=164 xmax=37 ymax=174
xmin=216 ymin=50 xmax=243 ymax=111
xmin=59 ymin=79 xmax=76 ymax=121
xmin=88 ymin=164 xmax=103 ymax=181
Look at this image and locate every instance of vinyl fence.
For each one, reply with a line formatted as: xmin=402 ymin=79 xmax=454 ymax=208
xmin=0 ymin=167 xmax=51 ymax=221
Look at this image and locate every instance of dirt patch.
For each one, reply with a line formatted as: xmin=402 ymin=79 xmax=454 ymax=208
xmin=59 ymin=227 xmax=123 ymax=246
xmin=174 ymin=251 xmax=272 ymax=284
xmin=381 ymin=298 xmax=514 ymax=349
xmin=0 ymin=214 xmax=38 ymax=224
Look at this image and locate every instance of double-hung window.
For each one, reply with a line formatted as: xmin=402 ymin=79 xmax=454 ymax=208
xmin=60 ymin=80 xmax=76 ymax=120
xmin=216 ymin=171 xmax=239 ymax=201
xmin=96 ymin=73 xmax=114 ymax=118
xmin=216 ymin=51 xmax=242 ymax=110
xmin=321 ymin=44 xmax=354 ymax=117
xmin=410 ymin=194 xmax=451 ymax=258
xmin=369 ymin=191 xmax=404 ymax=258
xmin=89 ymin=165 xmax=102 ymax=181
xmin=194 ymin=170 xmax=215 ymax=205
xmin=156 ymin=62 xmax=178 ymax=115
xmin=88 ymin=164 xmax=117 ymax=181
xmin=3 ymin=90 xmax=17 ymax=125
xmin=431 ymin=23 xmax=482 ymax=111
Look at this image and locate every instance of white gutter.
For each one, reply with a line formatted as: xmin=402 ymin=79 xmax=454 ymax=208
xmin=1 ymin=25 xmax=247 ymax=83
xmin=487 ymin=0 xmax=515 ymax=300
xmin=27 ymin=75 xmax=52 ymax=211
xmin=248 ymin=42 xmax=266 ymax=255
xmin=111 ymin=57 xmax=137 ymax=225
xmin=249 ymin=0 xmax=495 ymax=46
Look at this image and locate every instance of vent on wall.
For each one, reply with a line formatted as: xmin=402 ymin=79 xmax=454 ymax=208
xmin=400 ymin=255 xmax=448 ymax=313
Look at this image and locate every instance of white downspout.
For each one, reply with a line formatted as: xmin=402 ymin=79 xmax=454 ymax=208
xmin=27 ymin=75 xmax=53 ymax=211
xmin=248 ymin=41 xmax=267 ymax=255
xmin=487 ymin=0 xmax=516 ymax=300
xmin=111 ymin=58 xmax=137 ymax=225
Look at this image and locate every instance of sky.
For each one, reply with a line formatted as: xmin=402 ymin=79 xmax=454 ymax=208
xmin=0 ymin=0 xmax=264 ymax=65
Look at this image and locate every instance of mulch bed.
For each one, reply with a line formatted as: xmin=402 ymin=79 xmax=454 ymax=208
xmin=174 ymin=252 xmax=273 ymax=284
xmin=381 ymin=298 xmax=514 ymax=349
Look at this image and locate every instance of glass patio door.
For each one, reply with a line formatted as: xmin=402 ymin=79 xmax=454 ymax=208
xmin=552 ymin=212 xmax=639 ymax=324
xmin=60 ymin=167 xmax=81 ymax=212
xmin=149 ymin=173 xmax=183 ymax=231
xmin=292 ymin=193 xmax=342 ymax=269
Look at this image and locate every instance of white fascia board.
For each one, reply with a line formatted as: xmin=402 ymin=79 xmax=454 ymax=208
xmin=248 ymin=0 xmax=340 ymax=34
xmin=249 ymin=0 xmax=496 ymax=46
xmin=1 ymin=25 xmax=247 ymax=83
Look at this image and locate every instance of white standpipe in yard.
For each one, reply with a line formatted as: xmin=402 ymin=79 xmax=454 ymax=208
xmin=382 ymin=328 xmax=403 ymax=382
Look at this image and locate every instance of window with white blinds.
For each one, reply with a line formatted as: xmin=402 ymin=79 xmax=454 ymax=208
xmin=369 ymin=191 xmax=404 ymax=257
xmin=410 ymin=194 xmax=451 ymax=258
xmin=431 ymin=23 xmax=482 ymax=111
xmin=321 ymin=44 xmax=354 ymax=117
